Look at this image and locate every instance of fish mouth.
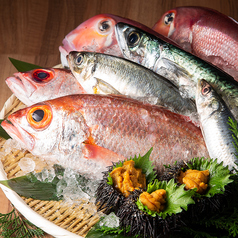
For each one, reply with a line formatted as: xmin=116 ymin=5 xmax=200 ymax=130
xmin=115 ymin=22 xmax=129 ymax=57
xmin=5 ymin=73 xmax=36 ymax=105
xmin=1 ymin=118 xmax=35 ymax=151
xmin=59 ymin=40 xmax=76 ymax=68
xmin=6 ymin=75 xmax=25 ymax=94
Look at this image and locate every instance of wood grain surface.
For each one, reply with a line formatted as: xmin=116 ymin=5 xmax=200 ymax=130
xmin=0 ymin=0 xmax=237 ymax=237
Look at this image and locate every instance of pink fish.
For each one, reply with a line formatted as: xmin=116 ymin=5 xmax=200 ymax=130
xmin=6 ymin=68 xmax=86 ymax=106
xmin=59 ymin=13 xmax=175 ymax=67
xmin=152 ymin=6 xmax=238 ymax=79
xmin=1 ymin=94 xmax=209 ymax=176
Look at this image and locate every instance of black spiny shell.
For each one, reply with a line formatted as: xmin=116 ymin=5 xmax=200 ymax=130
xmin=95 ymin=164 xmax=125 ymax=214
xmin=159 ymin=160 xmax=232 ymax=222
xmin=117 ymin=189 xmax=182 ymax=238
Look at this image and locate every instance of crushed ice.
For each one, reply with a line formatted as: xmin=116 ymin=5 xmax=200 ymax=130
xmin=99 ymin=212 xmax=120 ymax=228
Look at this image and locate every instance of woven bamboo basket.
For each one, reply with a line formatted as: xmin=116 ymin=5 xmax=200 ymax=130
xmin=0 ymin=94 xmax=100 ymax=238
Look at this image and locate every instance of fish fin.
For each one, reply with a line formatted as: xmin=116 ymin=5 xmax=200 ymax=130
xmin=157 ymin=58 xmax=192 ymax=79
xmin=93 ymin=77 xmax=122 ymax=94
xmin=154 ymin=58 xmax=196 ymax=98
xmin=82 ymin=143 xmax=126 ymax=166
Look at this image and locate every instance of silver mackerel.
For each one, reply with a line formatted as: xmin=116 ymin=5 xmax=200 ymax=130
xmin=115 ymin=23 xmax=238 ymax=121
xmin=196 ymin=79 xmax=238 ymax=171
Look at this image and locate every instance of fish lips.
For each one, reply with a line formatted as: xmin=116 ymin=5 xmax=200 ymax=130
xmin=6 ymin=73 xmax=37 ymax=106
xmin=1 ymin=117 xmax=35 ymax=151
xmin=59 ymin=41 xmax=76 ymax=68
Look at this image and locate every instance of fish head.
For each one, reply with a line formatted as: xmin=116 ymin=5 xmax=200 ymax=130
xmin=67 ymin=51 xmax=100 ymax=94
xmin=152 ymin=9 xmax=177 ymax=38
xmin=152 ymin=7 xmax=210 ymax=52
xmin=196 ymin=79 xmax=224 ymax=121
xmin=59 ymin=14 xmax=123 ymax=67
xmin=5 ymin=68 xmax=86 ymax=106
xmin=59 ymin=14 xmax=159 ymax=67
xmin=115 ymin=22 xmax=162 ymax=69
xmin=1 ymin=96 xmax=90 ymax=159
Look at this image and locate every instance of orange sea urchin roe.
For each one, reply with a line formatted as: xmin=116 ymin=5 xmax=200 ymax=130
xmin=178 ymin=169 xmax=210 ymax=194
xmin=110 ymin=160 xmax=146 ymax=197
xmin=139 ymin=189 xmax=166 ymax=213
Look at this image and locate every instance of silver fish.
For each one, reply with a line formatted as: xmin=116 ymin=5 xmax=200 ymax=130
xmin=115 ymin=23 xmax=238 ymax=121
xmin=67 ymin=51 xmax=196 ymax=117
xmin=196 ymin=79 xmax=238 ymax=171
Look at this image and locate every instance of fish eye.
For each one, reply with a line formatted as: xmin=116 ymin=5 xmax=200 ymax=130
xmin=32 ymin=109 xmax=44 ymax=122
xmin=98 ymin=20 xmax=111 ymax=33
xmin=127 ymin=31 xmax=141 ymax=47
xmin=164 ymin=12 xmax=175 ymax=25
xmin=75 ymin=54 xmax=84 ymax=65
xmin=32 ymin=69 xmax=54 ymax=83
xmin=27 ymin=105 xmax=52 ymax=130
xmin=202 ymin=84 xmax=211 ymax=95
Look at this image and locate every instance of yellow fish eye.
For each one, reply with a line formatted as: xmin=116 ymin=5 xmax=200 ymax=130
xmin=127 ymin=31 xmax=141 ymax=47
xmin=27 ymin=105 xmax=52 ymax=130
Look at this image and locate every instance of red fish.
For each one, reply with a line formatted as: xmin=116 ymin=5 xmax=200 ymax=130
xmin=152 ymin=6 xmax=238 ymax=79
xmin=6 ymin=68 xmax=86 ymax=106
xmin=1 ymin=94 xmax=209 ymax=176
xmin=59 ymin=13 xmax=175 ymax=67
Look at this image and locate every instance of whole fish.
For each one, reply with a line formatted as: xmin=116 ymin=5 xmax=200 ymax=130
xmin=196 ymin=79 xmax=238 ymax=171
xmin=1 ymin=94 xmax=209 ymax=176
xmin=67 ymin=51 xmax=196 ymax=116
xmin=115 ymin=22 xmax=238 ymax=121
xmin=152 ymin=7 xmax=238 ymax=79
xmin=5 ymin=68 xmax=86 ymax=106
xmin=59 ymin=14 xmax=176 ymax=67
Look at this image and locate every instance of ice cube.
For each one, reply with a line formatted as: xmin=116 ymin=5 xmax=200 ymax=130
xmin=18 ymin=157 xmax=35 ymax=173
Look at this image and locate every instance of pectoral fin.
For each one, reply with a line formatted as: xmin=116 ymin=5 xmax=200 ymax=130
xmin=82 ymin=143 xmax=126 ymax=166
xmin=93 ymin=77 xmax=122 ymax=95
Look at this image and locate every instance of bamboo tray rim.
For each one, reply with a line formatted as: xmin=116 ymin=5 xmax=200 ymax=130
xmin=0 ymin=164 xmax=81 ymax=238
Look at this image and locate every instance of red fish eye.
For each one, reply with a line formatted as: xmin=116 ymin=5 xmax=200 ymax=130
xmin=202 ymin=84 xmax=211 ymax=95
xmin=27 ymin=105 xmax=52 ymax=130
xmin=164 ymin=12 xmax=175 ymax=25
xmin=32 ymin=69 xmax=54 ymax=83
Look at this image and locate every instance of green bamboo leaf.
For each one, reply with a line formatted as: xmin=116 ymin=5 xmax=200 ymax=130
xmin=0 ymin=164 xmax=97 ymax=201
xmin=9 ymin=58 xmax=42 ymax=72
xmin=0 ymin=165 xmax=65 ymax=201
xmin=0 ymin=120 xmax=11 ymax=139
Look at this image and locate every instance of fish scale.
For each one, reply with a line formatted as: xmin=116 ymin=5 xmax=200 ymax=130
xmin=2 ymin=94 xmax=209 ymax=176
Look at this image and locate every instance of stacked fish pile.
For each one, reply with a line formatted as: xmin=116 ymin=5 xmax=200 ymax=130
xmin=2 ymin=11 xmax=238 ymax=175
xmin=1 ymin=7 xmax=238 ymax=238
